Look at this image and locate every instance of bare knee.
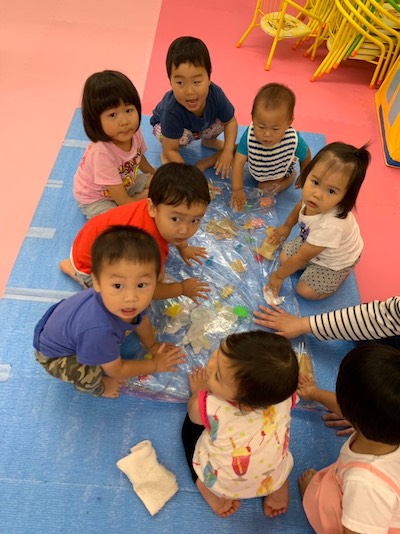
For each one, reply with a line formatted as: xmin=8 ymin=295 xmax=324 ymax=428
xmin=296 ymin=281 xmax=332 ymax=300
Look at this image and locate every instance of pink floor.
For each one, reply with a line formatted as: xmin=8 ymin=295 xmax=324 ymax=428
xmin=1 ymin=0 xmax=399 ymax=302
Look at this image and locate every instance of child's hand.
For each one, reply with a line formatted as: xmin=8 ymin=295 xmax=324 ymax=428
xmin=182 ymin=278 xmax=211 ymax=304
xmin=265 ymin=271 xmax=283 ymax=298
xmin=297 ymin=374 xmax=317 ymax=400
xmin=214 ymin=150 xmax=233 ymax=180
xmin=147 ymin=341 xmax=177 ymax=356
xmin=153 ymin=344 xmax=186 ymax=373
xmin=188 ymin=366 xmax=208 ymax=395
xmin=230 ymin=190 xmax=247 ymax=212
xmin=268 ymin=224 xmax=291 ymax=245
xmin=179 ymin=245 xmax=208 ymax=266
xmin=322 ymin=412 xmax=355 ymax=437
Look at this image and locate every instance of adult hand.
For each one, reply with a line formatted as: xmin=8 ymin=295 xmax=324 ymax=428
xmin=323 ymin=412 xmax=355 ymax=437
xmin=253 ymin=304 xmax=310 ymax=338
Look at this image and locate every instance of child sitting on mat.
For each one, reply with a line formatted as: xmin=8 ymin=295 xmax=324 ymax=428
xmin=265 ymin=141 xmax=371 ymax=300
xmin=61 ymin=163 xmax=211 ymax=303
xmin=74 ymin=70 xmax=156 ymax=219
xmin=297 ymin=344 xmax=400 ymax=533
xmin=150 ymin=36 xmax=237 ymax=179
xmin=34 ymin=226 xmax=186 ymax=398
xmin=231 ymin=83 xmax=311 ymax=212
xmin=182 ymin=331 xmax=298 ymax=518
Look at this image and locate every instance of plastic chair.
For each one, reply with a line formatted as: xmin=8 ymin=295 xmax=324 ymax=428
xmin=235 ymin=0 xmax=324 ymax=70
xmin=345 ymin=0 xmax=400 ymax=84
xmin=311 ymin=0 xmax=400 ymax=88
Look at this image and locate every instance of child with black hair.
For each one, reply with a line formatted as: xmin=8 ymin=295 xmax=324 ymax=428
xmin=74 ymin=70 xmax=156 ymax=218
xmin=231 ymin=83 xmax=311 ymax=211
xmin=266 ymin=141 xmax=371 ymax=300
xmin=181 ymin=331 xmax=299 ymax=519
xmin=61 ymin=163 xmax=211 ymax=303
xmin=297 ymin=344 xmax=400 ymax=533
xmin=150 ymin=36 xmax=238 ymax=178
xmin=35 ymin=226 xmax=185 ymax=398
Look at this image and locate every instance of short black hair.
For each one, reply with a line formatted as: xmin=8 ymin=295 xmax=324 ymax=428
xmin=148 ymin=163 xmax=211 ymax=207
xmin=221 ymin=330 xmax=299 ymax=409
xmin=81 ymin=70 xmax=142 ymax=142
xmin=336 ymin=344 xmax=400 ymax=445
xmin=298 ymin=141 xmax=370 ymax=218
xmin=166 ymin=36 xmax=212 ymax=78
xmin=252 ymin=83 xmax=295 ymax=119
xmin=91 ymin=226 xmax=161 ymax=279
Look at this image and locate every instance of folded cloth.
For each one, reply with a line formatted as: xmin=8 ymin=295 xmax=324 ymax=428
xmin=116 ymin=440 xmax=178 ymax=516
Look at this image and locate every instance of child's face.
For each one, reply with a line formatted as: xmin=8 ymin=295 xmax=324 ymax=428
xmin=100 ymin=100 xmax=140 ymax=151
xmin=302 ymin=158 xmax=352 ymax=215
xmin=92 ymin=259 xmax=157 ymax=323
xmin=206 ymin=345 xmax=237 ymax=402
xmin=169 ymin=62 xmax=211 ymax=117
xmin=148 ymin=201 xmax=207 ymax=246
xmin=252 ymin=104 xmax=292 ymax=147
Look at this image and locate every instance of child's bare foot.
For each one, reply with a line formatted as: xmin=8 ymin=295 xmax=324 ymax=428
xmin=196 ymin=479 xmax=240 ymax=518
xmin=59 ymin=258 xmax=78 ymax=280
xmin=263 ymin=478 xmax=289 ymax=517
xmin=298 ymin=468 xmax=317 ymax=499
xmin=196 ymin=151 xmax=221 ymax=173
xmin=201 ymin=138 xmax=224 ymax=151
xmin=101 ymin=376 xmax=123 ymax=398
xmin=188 ymin=366 xmax=208 ymax=395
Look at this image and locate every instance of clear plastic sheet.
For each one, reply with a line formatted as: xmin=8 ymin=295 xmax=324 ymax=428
xmin=122 ymin=181 xmax=315 ymax=406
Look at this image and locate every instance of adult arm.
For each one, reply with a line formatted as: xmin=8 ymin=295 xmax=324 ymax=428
xmin=311 ymin=297 xmax=400 ymax=341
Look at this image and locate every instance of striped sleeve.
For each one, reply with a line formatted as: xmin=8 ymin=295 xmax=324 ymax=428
xmin=310 ymin=297 xmax=400 ymax=341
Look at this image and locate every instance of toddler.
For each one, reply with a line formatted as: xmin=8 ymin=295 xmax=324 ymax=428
xmin=298 ymin=344 xmax=400 ymax=533
xmin=61 ymin=163 xmax=211 ymax=303
xmin=231 ymin=83 xmax=311 ymax=211
xmin=182 ymin=331 xmax=298 ymax=518
xmin=35 ymin=226 xmax=185 ymax=398
xmin=74 ymin=70 xmax=156 ymax=218
xmin=150 ymin=36 xmax=238 ymax=178
xmin=266 ymin=142 xmax=370 ymax=300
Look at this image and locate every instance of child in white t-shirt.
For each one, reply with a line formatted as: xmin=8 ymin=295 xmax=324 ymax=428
xmin=182 ymin=331 xmax=298 ymax=518
xmin=266 ymin=142 xmax=371 ymax=300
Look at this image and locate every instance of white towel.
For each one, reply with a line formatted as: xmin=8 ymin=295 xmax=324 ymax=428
xmin=116 ymin=440 xmax=178 ymax=516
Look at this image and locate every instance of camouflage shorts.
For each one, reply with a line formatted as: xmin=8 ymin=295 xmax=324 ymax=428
xmin=35 ymin=350 xmax=105 ymax=397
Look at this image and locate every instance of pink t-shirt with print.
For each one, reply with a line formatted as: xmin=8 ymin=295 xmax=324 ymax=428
xmin=73 ymin=129 xmax=147 ymax=204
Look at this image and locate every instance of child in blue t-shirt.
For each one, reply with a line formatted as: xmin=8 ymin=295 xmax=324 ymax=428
xmin=150 ymin=36 xmax=238 ymax=179
xmin=231 ymin=83 xmax=311 ymax=211
xmin=34 ymin=226 xmax=186 ymax=398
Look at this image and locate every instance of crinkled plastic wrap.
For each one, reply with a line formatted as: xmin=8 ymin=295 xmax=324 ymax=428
xmin=122 ymin=182 xmax=313 ymax=405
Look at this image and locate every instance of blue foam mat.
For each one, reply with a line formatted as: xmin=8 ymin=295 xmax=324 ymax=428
xmin=0 ymin=111 xmax=359 ymax=533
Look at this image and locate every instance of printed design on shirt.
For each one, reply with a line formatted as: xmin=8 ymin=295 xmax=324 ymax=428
xmin=256 ymin=471 xmax=274 ymax=495
xmin=260 ymin=406 xmax=280 ymax=446
xmin=208 ymin=406 xmax=221 ymax=441
xmin=299 ymin=221 xmax=309 ymax=241
xmin=103 ymin=149 xmax=141 ymax=198
xmin=202 ymin=460 xmax=220 ymax=489
xmin=230 ymin=436 xmax=252 ymax=480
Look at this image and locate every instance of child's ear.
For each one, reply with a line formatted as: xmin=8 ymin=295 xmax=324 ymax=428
xmin=147 ymin=198 xmax=156 ymax=218
xmin=92 ymin=275 xmax=101 ymax=293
